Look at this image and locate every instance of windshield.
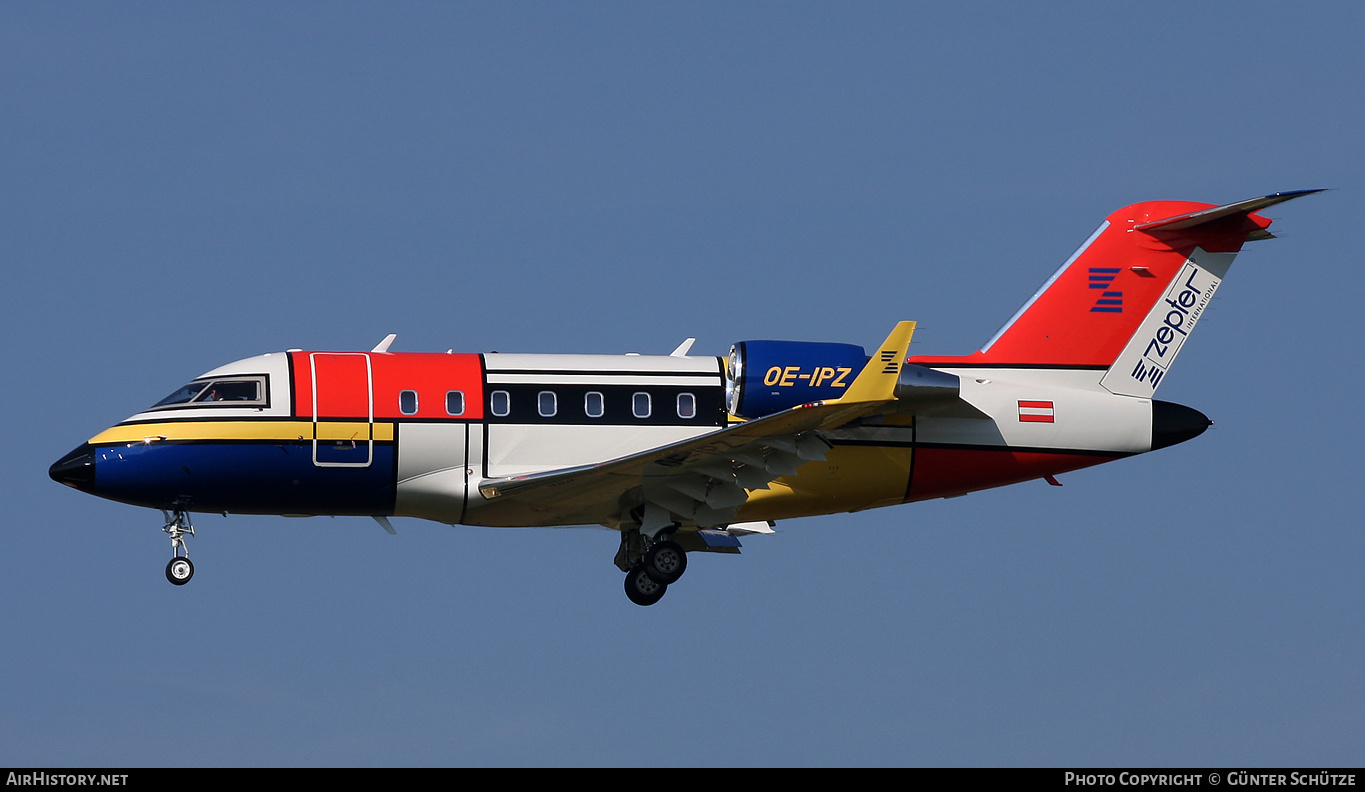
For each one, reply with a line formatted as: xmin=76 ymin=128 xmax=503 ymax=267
xmin=150 ymin=376 xmax=267 ymax=409
xmin=152 ymin=380 xmax=212 ymax=407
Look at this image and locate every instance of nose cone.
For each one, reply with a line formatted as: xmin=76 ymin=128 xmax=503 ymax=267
xmin=1151 ymin=400 xmax=1212 ymax=450
xmin=50 ymin=443 xmax=96 ymax=490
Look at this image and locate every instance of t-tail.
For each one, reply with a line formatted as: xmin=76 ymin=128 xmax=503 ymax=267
xmin=912 ymin=190 xmax=1322 ymax=396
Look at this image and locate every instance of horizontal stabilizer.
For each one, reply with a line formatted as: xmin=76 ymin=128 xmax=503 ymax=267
xmin=1133 ymin=189 xmax=1323 ymax=234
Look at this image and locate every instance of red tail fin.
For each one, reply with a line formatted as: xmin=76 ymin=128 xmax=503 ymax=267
xmin=911 ymin=191 xmax=1320 ymax=374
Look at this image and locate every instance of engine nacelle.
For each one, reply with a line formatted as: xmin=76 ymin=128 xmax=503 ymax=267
xmin=725 ymin=340 xmax=868 ymax=418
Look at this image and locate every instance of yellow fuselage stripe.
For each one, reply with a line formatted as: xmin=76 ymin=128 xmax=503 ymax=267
xmin=90 ymin=420 xmax=396 ymax=445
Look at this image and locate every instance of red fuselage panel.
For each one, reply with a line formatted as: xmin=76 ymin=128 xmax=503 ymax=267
xmin=290 ymin=351 xmax=486 ymax=421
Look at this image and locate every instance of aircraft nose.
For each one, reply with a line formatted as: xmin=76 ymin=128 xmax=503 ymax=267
xmin=50 ymin=443 xmax=96 ymax=490
xmin=1151 ymin=400 xmax=1212 ymax=450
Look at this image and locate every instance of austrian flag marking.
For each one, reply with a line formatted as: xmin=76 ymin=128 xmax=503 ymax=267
xmin=1018 ymin=400 xmax=1055 ymax=423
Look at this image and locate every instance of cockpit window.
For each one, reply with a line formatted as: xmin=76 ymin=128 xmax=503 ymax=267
xmin=150 ymin=376 xmax=268 ymax=409
xmin=152 ymin=380 xmax=212 ymax=407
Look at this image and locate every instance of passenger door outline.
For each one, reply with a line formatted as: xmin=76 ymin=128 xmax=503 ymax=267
xmin=310 ymin=352 xmax=373 ymax=467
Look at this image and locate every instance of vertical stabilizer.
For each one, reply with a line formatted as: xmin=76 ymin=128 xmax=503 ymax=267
xmin=911 ymin=191 xmax=1320 ymax=394
xmin=1098 ymin=246 xmax=1232 ymax=397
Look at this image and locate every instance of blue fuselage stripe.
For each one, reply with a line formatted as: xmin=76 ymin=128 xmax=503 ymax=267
xmin=93 ymin=442 xmax=395 ymax=514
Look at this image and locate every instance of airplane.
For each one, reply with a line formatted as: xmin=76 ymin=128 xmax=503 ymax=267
xmin=50 ymin=190 xmax=1319 ymax=605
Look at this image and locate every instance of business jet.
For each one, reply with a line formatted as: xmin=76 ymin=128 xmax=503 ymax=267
xmin=50 ymin=190 xmax=1318 ymax=604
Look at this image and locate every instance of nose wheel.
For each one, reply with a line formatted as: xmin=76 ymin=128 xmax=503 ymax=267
xmin=161 ymin=509 xmax=195 ymax=586
xmin=165 ymin=556 xmax=194 ymax=585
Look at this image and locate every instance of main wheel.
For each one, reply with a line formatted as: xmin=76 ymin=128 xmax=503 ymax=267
xmin=644 ymin=540 xmax=687 ymax=585
xmin=624 ymin=564 xmax=667 ymax=606
xmin=165 ymin=556 xmax=194 ymax=586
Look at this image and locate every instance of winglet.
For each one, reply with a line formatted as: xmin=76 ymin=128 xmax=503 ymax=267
xmin=839 ymin=321 xmax=916 ymax=403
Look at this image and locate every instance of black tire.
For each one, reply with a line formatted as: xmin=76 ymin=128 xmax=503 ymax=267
xmin=644 ymin=540 xmax=687 ymax=585
xmin=165 ymin=556 xmax=194 ymax=586
xmin=624 ymin=564 xmax=667 ymax=606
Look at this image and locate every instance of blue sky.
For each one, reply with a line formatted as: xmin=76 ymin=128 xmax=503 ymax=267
xmin=3 ymin=2 xmax=1362 ymax=767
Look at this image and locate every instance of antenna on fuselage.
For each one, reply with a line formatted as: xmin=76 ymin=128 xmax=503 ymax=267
xmin=371 ymin=334 xmax=397 ymax=353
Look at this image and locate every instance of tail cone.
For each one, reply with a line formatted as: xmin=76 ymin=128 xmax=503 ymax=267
xmin=1151 ymin=401 xmax=1212 ymax=450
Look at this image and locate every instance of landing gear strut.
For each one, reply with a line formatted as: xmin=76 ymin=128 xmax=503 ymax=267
xmin=616 ymin=526 xmax=689 ymax=606
xmin=161 ymin=509 xmax=195 ymax=586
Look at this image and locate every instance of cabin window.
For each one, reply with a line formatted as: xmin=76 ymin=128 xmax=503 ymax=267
xmin=632 ymin=392 xmax=651 ymax=419
xmin=677 ymin=392 xmax=696 ymax=419
xmin=399 ymin=390 xmax=419 ymax=415
xmin=446 ymin=390 xmax=465 ymax=416
xmin=491 ymin=390 xmax=511 ymax=417
xmin=538 ymin=390 xmax=557 ymax=417
xmin=585 ymin=391 xmax=604 ymax=418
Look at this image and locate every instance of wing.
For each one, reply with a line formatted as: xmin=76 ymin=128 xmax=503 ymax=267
xmin=475 ymin=322 xmax=917 ymax=532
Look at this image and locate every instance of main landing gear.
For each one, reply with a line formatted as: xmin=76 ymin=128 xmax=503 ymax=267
xmin=161 ymin=509 xmax=195 ymax=586
xmin=617 ymin=528 xmax=688 ymax=606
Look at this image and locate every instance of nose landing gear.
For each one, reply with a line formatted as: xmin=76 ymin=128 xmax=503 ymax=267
xmin=161 ymin=509 xmax=195 ymax=586
xmin=166 ymin=555 xmax=194 ymax=585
